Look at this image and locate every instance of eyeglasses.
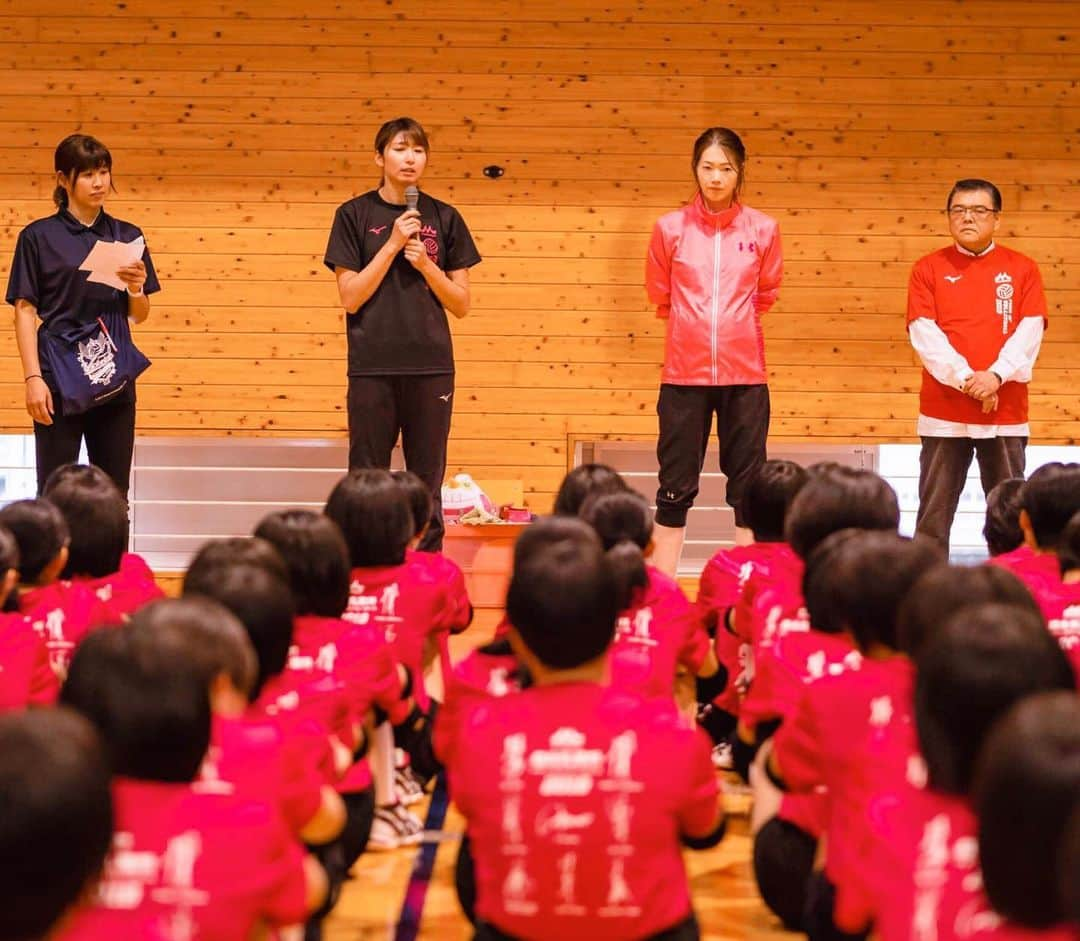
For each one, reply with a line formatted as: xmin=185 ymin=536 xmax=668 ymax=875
xmin=946 ymin=206 xmax=997 ymax=220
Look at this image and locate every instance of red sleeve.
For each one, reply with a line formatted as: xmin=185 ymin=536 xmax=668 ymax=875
xmin=906 ymin=256 xmax=938 ymax=326
xmin=277 ymin=730 xmax=328 ymax=832
xmin=27 ymin=631 xmax=59 ymax=705
xmin=677 ymin=727 xmax=723 ymax=838
xmin=645 ymin=219 xmax=673 ymax=318
xmin=255 ymin=815 xmax=312 ymax=927
xmin=1018 ymin=257 xmax=1049 ymax=323
xmin=753 ymin=221 xmax=782 ymax=315
xmin=773 ymin=686 xmax=826 ymax=792
xmin=444 ymin=557 xmax=473 ymax=634
xmin=731 ymin=576 xmax=759 ymax=644
xmin=739 ymin=645 xmax=780 ymax=734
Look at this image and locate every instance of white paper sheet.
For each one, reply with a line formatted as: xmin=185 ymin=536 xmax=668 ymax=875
xmin=79 ymin=236 xmax=146 ymax=291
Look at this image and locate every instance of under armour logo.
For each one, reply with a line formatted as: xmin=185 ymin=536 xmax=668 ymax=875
xmin=439 ymin=392 xmax=452 ymax=402
xmin=369 ymin=225 xmax=388 ymax=235
xmin=944 ymin=274 xmax=962 ymax=283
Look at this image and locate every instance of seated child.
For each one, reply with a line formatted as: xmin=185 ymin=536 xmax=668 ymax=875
xmin=972 ymin=691 xmax=1080 ymax=940
xmin=444 ymin=517 xmax=723 ymax=941
xmin=553 ymin=463 xmax=629 ymax=517
xmin=0 ymin=707 xmax=112 ymax=941
xmin=696 ymin=459 xmax=808 ymax=746
xmin=836 ymin=603 xmax=1075 ymax=941
xmin=42 ymin=464 xmax=163 ymax=623
xmin=982 ymin=478 xmax=1027 ymax=559
xmin=579 ymin=489 xmax=717 ymax=700
xmin=0 ymin=498 xmax=97 ymax=678
xmin=760 ymin=530 xmax=942 ymax=932
xmin=1040 ymin=510 xmax=1080 ymax=679
xmin=0 ymin=523 xmax=57 ymax=709
xmin=58 ymin=625 xmax=326 ymax=940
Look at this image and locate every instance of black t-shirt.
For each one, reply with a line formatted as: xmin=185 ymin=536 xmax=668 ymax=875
xmin=323 ymin=189 xmax=481 ymax=376
xmin=6 ymin=209 xmax=161 ymax=399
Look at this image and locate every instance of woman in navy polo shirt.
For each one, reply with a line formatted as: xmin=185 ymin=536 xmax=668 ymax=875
xmin=7 ymin=134 xmax=160 ymax=499
xmin=324 ymin=117 xmax=481 ymax=552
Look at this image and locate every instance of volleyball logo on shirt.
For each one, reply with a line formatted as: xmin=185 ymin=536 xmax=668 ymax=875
xmin=420 ymin=224 xmax=439 ymax=263
xmin=994 ymin=271 xmax=1014 ymax=334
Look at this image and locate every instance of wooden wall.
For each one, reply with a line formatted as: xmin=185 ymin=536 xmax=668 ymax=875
xmin=0 ymin=0 xmax=1076 ymax=510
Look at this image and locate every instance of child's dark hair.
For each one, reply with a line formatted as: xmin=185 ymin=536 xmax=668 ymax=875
xmin=128 ymin=597 xmax=257 ymax=700
xmin=53 ymin=133 xmax=113 ymax=210
xmin=579 ymin=490 xmax=652 ymax=609
xmin=62 ymin=625 xmax=211 ymax=782
xmin=741 ymin=459 xmax=808 ymax=543
xmin=506 ymin=517 xmax=618 ymax=670
xmin=982 ymin=477 xmax=1026 ymax=557
xmin=973 ymin=692 xmax=1080 ymax=929
xmin=784 ymin=466 xmax=899 ymax=560
xmin=184 ymin=536 xmax=287 ymax=583
xmin=553 ymin=463 xmax=629 ymax=517
xmin=0 ymin=707 xmax=113 ymax=941
xmin=324 ymin=468 xmax=414 ymax=568
xmin=0 ymin=499 xmax=69 ymax=584
xmin=392 ymin=470 xmax=434 ymax=540
xmin=1060 ymin=510 xmax=1080 ymax=578
xmin=803 ymin=530 xmax=944 ymax=649
xmin=914 ymin=602 xmax=1074 ymax=796
xmin=896 ymin=562 xmax=1042 ymax=659
xmin=1062 ymin=803 xmax=1080 ymax=926
xmin=42 ymin=463 xmax=128 ymax=578
xmin=0 ymin=524 xmax=19 ymax=577
xmin=1022 ymin=462 xmax=1080 ymax=552
xmin=183 ymin=558 xmax=295 ymax=700
xmin=254 ymin=509 xmax=351 ymax=618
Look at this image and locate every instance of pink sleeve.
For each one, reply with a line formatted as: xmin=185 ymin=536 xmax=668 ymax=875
xmin=257 ymin=818 xmax=312 ymax=927
xmin=773 ymin=688 xmax=825 ymax=792
xmin=677 ymin=728 xmax=723 ymax=837
xmin=27 ymin=632 xmax=59 ymax=705
xmin=277 ymin=732 xmax=327 ymax=832
xmin=445 ymin=558 xmax=473 ymax=634
xmin=739 ymin=646 xmax=779 ymax=734
xmin=753 ymin=221 xmax=782 ymax=315
xmin=645 ymin=219 xmax=672 ymax=318
xmin=731 ymin=577 xmax=758 ymax=644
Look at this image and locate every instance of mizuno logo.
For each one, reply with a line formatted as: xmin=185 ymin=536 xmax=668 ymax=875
xmin=944 ymin=275 xmax=962 ymax=283
xmin=439 ymin=393 xmax=452 ymax=402
xmin=369 ymin=225 xmax=388 ymax=235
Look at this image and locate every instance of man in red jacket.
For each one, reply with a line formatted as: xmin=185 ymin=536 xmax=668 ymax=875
xmin=906 ymin=179 xmax=1048 ymax=553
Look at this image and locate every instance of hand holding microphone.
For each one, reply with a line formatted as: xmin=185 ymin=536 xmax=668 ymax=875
xmin=401 ymin=184 xmax=429 ymax=270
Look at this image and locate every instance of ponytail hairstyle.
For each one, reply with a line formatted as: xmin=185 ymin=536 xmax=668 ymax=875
xmin=579 ymin=490 xmax=652 ymax=610
xmin=53 ymin=134 xmax=113 ymax=210
xmin=691 ymin=126 xmax=747 ymax=202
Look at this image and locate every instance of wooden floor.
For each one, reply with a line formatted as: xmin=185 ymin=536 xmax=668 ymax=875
xmin=323 ymin=611 xmax=793 ymax=941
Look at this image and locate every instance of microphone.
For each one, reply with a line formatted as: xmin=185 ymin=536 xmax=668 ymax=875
xmin=405 ymin=185 xmax=419 ymax=213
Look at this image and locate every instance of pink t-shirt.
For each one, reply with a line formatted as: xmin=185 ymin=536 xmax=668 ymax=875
xmin=447 ymin=682 xmax=720 ymax=941
xmin=610 ymin=566 xmax=709 ymax=700
xmin=80 ymin=553 xmax=165 ymax=627
xmin=0 ymin=609 xmax=58 ymax=709
xmin=730 ymin=544 xmax=803 ymax=645
xmin=1036 ymin=581 xmax=1080 ymax=684
xmin=58 ymin=777 xmax=308 ymax=941
xmin=18 ymin=580 xmax=99 ymax=678
xmin=343 ymin=562 xmax=452 ymax=711
xmin=774 ymin=655 xmax=915 ymax=883
xmin=987 ymin=547 xmax=1063 ymax=606
xmin=250 ymin=676 xmax=342 ymax=788
xmin=405 ymin=547 xmax=472 ymax=634
xmin=200 ymin=714 xmax=325 ymax=837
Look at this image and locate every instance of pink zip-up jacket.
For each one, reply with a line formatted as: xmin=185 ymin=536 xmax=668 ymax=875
xmin=646 ymin=195 xmax=782 ymax=386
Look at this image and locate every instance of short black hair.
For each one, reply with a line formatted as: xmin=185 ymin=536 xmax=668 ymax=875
xmin=0 ymin=499 xmax=69 ymax=584
xmin=741 ymin=460 xmax=809 ymax=543
xmin=324 ymin=469 xmax=414 ymax=568
xmin=506 ymin=517 xmax=619 ymax=670
xmin=1022 ymin=462 xmax=1080 ymax=552
xmin=391 ymin=470 xmax=434 ymax=538
xmin=982 ymin=477 xmax=1026 ymax=557
xmin=42 ymin=463 xmax=128 ymax=578
xmin=184 ymin=536 xmax=288 ymax=583
xmin=254 ymin=509 xmax=352 ymax=618
xmin=803 ymin=530 xmax=943 ymax=650
xmin=974 ymin=692 xmax=1080 ymax=929
xmin=1062 ymin=803 xmax=1080 ymax=926
xmin=947 ymin=178 xmax=1002 ymax=212
xmin=62 ymin=625 xmax=212 ymax=782
xmin=579 ymin=490 xmax=652 ymax=609
xmin=784 ymin=467 xmax=899 ymax=560
xmin=0 ymin=524 xmax=19 ymax=576
xmin=553 ymin=463 xmax=629 ymax=517
xmin=1060 ymin=510 xmax=1080 ymax=577
xmin=128 ymin=597 xmax=257 ymax=699
xmin=183 ymin=560 xmax=295 ymax=700
xmin=914 ymin=603 xmax=1074 ymax=796
xmin=0 ymin=707 xmax=113 ymax=941
xmin=896 ymin=563 xmax=1041 ymax=659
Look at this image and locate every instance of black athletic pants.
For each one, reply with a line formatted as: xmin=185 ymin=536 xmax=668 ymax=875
xmin=347 ymin=374 xmax=454 ymax=551
xmin=34 ymin=394 xmax=136 ymax=500
xmin=655 ymin=384 xmax=770 ymax=529
xmin=752 ymin=816 xmax=818 ymax=931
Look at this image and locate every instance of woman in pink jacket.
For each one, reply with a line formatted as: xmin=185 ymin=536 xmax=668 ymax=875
xmin=645 ymin=127 xmax=783 ymax=574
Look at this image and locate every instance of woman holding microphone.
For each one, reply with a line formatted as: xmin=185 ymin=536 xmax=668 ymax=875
xmin=324 ymin=117 xmax=481 ymax=552
xmin=645 ymin=127 xmax=783 ymax=575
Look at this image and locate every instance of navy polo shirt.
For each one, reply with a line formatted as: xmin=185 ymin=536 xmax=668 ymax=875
xmin=324 ymin=190 xmax=481 ymax=377
xmin=6 ymin=209 xmax=160 ymax=397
